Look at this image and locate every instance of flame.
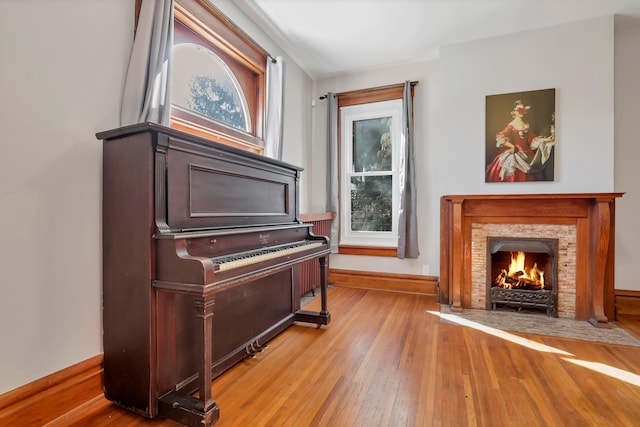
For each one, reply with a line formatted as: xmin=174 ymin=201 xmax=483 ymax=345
xmin=495 ymin=251 xmax=544 ymax=290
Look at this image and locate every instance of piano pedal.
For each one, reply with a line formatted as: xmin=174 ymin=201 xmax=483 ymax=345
xmin=252 ymin=340 xmax=267 ymax=352
xmin=245 ymin=345 xmax=256 ymax=358
xmin=245 ymin=340 xmax=267 ymax=358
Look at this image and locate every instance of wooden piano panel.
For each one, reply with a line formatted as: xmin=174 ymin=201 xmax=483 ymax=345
xmin=101 ymin=130 xmax=157 ymax=415
xmin=166 ymin=135 xmax=299 ymax=231
xmin=157 ymin=269 xmax=299 ymax=394
xmin=190 ymin=165 xmax=288 ymax=217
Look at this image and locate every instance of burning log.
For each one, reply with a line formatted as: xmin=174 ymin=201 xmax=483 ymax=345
xmin=512 ymin=277 xmax=543 ymax=290
xmin=495 ymin=275 xmax=543 ymax=290
xmin=493 ymin=252 xmax=545 ymax=290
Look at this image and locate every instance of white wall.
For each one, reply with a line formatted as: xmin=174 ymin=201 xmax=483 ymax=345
xmin=0 ymin=0 xmax=132 ymax=395
xmin=279 ymin=62 xmax=314 ymax=211
xmin=614 ymin=17 xmax=640 ymax=291
xmin=438 ymin=15 xmax=615 ymax=195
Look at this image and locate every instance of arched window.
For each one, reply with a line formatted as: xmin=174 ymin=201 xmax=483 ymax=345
xmin=133 ymin=0 xmax=268 ymax=153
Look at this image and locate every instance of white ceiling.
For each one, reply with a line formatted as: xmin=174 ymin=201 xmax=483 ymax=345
xmin=232 ymin=0 xmax=640 ymax=79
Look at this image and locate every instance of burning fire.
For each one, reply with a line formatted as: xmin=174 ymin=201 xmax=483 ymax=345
xmin=494 ymin=251 xmax=545 ymax=290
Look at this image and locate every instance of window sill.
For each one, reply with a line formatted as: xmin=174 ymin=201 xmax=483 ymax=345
xmin=338 ymin=245 xmax=397 ymax=257
xmin=171 ymin=116 xmax=264 ymax=155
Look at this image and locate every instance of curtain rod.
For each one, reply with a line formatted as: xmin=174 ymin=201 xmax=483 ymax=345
xmin=319 ymin=80 xmax=419 ymax=100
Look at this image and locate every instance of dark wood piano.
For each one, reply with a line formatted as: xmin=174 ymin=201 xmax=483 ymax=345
xmin=97 ymin=123 xmax=331 ymax=427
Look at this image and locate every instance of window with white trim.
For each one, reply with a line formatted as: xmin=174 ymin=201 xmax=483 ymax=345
xmin=340 ymin=99 xmax=402 ymax=248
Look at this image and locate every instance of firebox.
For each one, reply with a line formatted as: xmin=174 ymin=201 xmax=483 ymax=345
xmin=486 ymin=237 xmax=559 ymax=317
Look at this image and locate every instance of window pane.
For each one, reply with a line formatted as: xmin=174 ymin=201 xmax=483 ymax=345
xmin=172 ymin=43 xmax=250 ymax=132
xmin=350 ymin=175 xmax=392 ymax=232
xmin=352 ymin=117 xmax=392 ymax=172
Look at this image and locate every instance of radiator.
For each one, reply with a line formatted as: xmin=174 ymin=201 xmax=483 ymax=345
xmin=299 ymin=213 xmax=333 ymax=295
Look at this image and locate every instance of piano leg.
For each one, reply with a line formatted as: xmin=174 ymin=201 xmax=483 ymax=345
xmin=194 ymin=298 xmax=217 ymax=413
xmin=158 ymin=297 xmax=220 ymax=427
xmin=294 ymin=255 xmax=331 ymax=327
xmin=319 ymin=255 xmax=330 ymax=316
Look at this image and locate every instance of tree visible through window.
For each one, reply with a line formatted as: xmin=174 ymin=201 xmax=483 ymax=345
xmin=350 ymin=117 xmax=393 ymax=232
xmin=172 ymin=43 xmax=250 ymax=132
xmin=188 ymin=75 xmax=245 ymax=130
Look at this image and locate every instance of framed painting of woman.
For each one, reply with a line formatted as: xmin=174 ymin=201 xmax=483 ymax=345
xmin=485 ymin=88 xmax=555 ymax=182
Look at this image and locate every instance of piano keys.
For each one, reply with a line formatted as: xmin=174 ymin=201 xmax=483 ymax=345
xmin=211 ymin=241 xmax=324 ymax=271
xmin=97 ymin=123 xmax=331 ymax=427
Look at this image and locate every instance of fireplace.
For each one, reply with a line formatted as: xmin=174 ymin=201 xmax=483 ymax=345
xmin=439 ymin=193 xmax=623 ymax=327
xmin=487 ymin=237 xmax=558 ymax=317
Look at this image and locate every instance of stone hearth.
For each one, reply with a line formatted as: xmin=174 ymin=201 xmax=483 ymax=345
xmin=439 ymin=193 xmax=623 ymax=327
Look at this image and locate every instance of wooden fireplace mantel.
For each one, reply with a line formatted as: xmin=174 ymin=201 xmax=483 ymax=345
xmin=439 ymin=193 xmax=624 ymax=327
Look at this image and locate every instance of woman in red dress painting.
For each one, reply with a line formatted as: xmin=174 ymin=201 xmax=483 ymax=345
xmin=485 ymin=100 xmax=555 ymax=182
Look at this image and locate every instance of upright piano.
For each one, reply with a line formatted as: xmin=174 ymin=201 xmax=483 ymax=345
xmin=97 ymin=123 xmax=331 ymax=427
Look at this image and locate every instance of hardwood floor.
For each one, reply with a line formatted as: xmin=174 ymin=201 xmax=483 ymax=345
xmin=617 ymin=313 xmax=640 ymax=338
xmin=7 ymin=287 xmax=640 ymax=426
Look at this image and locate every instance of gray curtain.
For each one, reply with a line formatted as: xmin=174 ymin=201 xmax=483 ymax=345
xmin=120 ymin=0 xmax=174 ymax=126
xmin=326 ymin=93 xmax=339 ymax=253
xmin=265 ymin=56 xmax=284 ymax=159
xmin=397 ymin=81 xmax=420 ymax=258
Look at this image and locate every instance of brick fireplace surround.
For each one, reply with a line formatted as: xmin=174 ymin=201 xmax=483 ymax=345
xmin=439 ymin=193 xmax=623 ymax=327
